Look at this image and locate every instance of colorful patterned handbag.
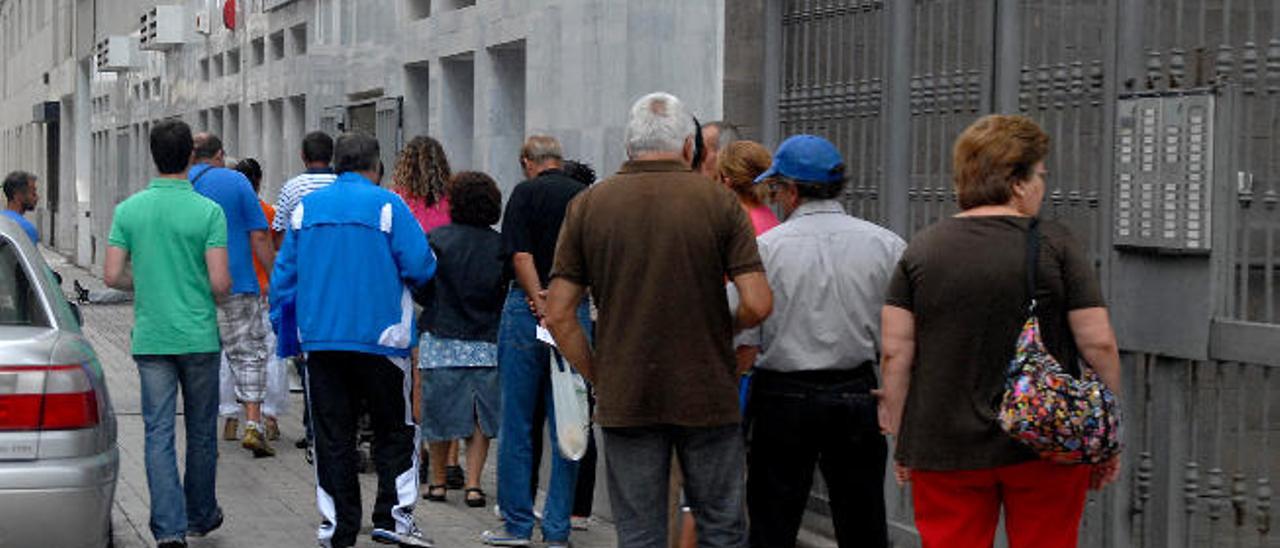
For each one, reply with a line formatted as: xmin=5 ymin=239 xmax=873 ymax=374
xmin=997 ymin=219 xmax=1122 ymax=464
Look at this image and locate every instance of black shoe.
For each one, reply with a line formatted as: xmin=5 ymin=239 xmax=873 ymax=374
xmin=157 ymin=540 xmax=187 ymax=548
xmin=73 ymin=279 xmax=90 ymax=304
xmin=423 ymin=484 xmax=447 ymax=502
xmin=295 ymin=437 xmax=309 ymax=449
xmin=445 ymin=465 xmax=465 ymax=490
xmin=188 ymin=507 xmax=223 ymax=537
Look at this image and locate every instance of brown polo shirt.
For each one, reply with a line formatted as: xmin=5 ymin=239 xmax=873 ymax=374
xmin=551 ymin=159 xmax=764 ymax=428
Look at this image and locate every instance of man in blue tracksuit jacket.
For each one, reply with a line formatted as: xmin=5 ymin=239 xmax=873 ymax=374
xmin=271 ymin=133 xmax=437 ymax=548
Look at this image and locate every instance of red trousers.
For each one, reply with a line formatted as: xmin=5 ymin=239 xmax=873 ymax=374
xmin=911 ymin=459 xmax=1090 ymax=548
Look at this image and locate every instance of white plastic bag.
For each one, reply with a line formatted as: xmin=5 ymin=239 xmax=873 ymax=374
xmin=549 ymin=349 xmax=591 ymax=461
xmin=217 ymin=310 xmax=291 ymax=419
xmin=261 ymin=309 xmax=290 ymax=418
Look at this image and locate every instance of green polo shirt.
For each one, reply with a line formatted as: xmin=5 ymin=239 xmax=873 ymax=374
xmin=108 ymin=177 xmax=228 ymax=355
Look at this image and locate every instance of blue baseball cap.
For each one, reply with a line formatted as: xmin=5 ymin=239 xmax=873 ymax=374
xmin=754 ymin=134 xmax=845 ymax=184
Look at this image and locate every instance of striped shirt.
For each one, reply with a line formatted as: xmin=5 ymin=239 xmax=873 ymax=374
xmin=272 ymin=168 xmax=337 ymax=232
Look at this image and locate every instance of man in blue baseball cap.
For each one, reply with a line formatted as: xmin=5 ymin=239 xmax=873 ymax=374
xmin=731 ymin=134 xmax=906 ymax=547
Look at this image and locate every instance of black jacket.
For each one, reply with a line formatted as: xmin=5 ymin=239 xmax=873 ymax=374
xmin=413 ymin=223 xmax=506 ymax=342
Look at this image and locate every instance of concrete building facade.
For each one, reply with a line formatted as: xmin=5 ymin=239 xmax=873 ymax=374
xmin=0 ymin=0 xmax=736 ymax=271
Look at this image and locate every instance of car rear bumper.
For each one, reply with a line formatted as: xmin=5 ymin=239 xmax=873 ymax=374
xmin=0 ymin=447 xmax=118 ymax=548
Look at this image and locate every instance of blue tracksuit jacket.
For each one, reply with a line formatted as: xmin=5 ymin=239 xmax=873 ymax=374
xmin=270 ymin=171 xmax=436 ymax=358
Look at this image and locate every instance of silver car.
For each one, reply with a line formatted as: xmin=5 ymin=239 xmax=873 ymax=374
xmin=0 ymin=218 xmax=118 ymax=548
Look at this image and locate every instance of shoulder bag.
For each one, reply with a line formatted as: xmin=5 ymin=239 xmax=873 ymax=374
xmin=997 ymin=218 xmax=1122 ymax=464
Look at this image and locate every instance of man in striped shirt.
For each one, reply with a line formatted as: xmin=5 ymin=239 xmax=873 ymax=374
xmin=272 ymin=130 xmax=337 ymax=454
xmin=273 ymin=132 xmax=338 ymax=232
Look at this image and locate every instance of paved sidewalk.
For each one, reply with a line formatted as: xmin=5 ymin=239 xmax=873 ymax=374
xmin=44 ymin=250 xmax=617 ymax=548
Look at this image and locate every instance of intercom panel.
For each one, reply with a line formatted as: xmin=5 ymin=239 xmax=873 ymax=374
xmin=1113 ymin=93 xmax=1214 ymax=253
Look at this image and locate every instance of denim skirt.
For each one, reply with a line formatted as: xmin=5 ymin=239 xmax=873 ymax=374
xmin=420 ymin=366 xmax=501 ymax=442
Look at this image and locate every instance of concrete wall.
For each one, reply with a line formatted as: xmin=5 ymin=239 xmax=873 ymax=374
xmin=0 ymin=0 xmax=82 ymax=256
xmin=722 ymin=0 xmax=766 ymax=142
xmin=1 ymin=0 xmax=728 ymax=269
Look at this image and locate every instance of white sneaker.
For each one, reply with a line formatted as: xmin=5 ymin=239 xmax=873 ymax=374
xmin=481 ymin=530 xmax=531 ymax=546
xmin=570 ymin=515 xmax=591 ymax=531
xmin=372 ymin=526 xmax=435 ymax=547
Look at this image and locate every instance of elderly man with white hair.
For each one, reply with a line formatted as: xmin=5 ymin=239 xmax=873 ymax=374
xmin=544 ymin=92 xmax=773 ymax=548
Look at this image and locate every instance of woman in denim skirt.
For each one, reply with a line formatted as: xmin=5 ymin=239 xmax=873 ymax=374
xmin=413 ymin=171 xmax=507 ymax=507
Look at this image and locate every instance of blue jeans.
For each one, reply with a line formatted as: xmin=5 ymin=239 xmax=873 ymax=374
xmin=496 ymin=287 xmax=591 ymax=542
xmin=135 ymin=353 xmax=222 ymax=543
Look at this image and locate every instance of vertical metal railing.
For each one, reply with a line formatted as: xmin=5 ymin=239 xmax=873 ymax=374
xmin=1258 ymin=365 xmax=1274 ymax=547
xmin=1179 ymin=0 xmax=1280 ymax=326
xmin=1121 ymin=355 xmax=1279 ymax=547
xmin=1016 ymin=0 xmax=1107 ymax=264
xmin=905 ymin=0 xmax=986 ymax=238
xmin=779 ymin=0 xmax=886 ymax=224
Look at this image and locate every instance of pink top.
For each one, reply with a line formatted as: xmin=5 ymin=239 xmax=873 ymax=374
xmin=747 ymin=203 xmax=780 ymax=236
xmin=400 ymin=192 xmax=451 ymax=233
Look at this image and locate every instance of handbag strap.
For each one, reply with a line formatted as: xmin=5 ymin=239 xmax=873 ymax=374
xmin=1025 ymin=217 xmax=1041 ymax=315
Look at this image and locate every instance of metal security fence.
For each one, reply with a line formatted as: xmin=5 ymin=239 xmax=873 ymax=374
xmin=778 ymin=0 xmax=887 ymax=223
xmin=757 ymin=1 xmax=1280 ymax=546
xmin=906 ymin=0 xmax=987 ymax=234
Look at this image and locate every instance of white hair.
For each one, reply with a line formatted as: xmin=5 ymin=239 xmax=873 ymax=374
xmin=625 ymin=92 xmax=695 ymax=158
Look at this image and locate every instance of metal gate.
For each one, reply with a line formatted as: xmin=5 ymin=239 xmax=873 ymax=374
xmin=375 ymin=96 xmax=403 ymax=185
xmin=762 ymin=1 xmax=1279 ymax=546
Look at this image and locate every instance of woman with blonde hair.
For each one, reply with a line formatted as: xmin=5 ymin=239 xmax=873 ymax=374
xmin=718 ymin=140 xmax=780 ymax=236
xmin=393 ymin=136 xmax=453 ymax=233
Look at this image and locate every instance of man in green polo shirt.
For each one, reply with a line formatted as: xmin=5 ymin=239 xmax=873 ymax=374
xmin=105 ymin=119 xmax=232 ymax=548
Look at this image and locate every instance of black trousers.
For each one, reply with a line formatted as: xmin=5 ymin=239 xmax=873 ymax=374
xmin=307 ymin=351 xmax=418 ymax=548
xmin=747 ymin=367 xmax=888 ymax=548
xmin=294 ymin=355 xmax=313 ymax=442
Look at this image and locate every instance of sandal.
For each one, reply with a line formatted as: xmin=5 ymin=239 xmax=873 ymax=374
xmin=423 ymin=484 xmax=447 ymax=502
xmin=464 ymin=487 xmax=487 ymax=508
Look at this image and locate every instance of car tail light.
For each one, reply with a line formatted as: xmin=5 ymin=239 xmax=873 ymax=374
xmin=0 ymin=365 xmax=99 ymax=431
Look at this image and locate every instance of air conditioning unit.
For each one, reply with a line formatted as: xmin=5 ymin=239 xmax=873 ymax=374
xmin=139 ymin=5 xmax=186 ymax=50
xmin=95 ymin=36 xmax=139 ymax=72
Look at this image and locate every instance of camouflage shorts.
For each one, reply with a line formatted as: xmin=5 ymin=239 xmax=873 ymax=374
xmin=217 ymin=293 xmax=269 ymax=403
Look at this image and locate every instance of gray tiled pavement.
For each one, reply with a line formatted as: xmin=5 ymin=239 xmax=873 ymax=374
xmin=43 ymin=250 xmax=617 ymax=548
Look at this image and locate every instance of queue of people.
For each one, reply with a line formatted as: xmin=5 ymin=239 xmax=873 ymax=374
xmin=74 ymin=88 xmax=1124 ymax=548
